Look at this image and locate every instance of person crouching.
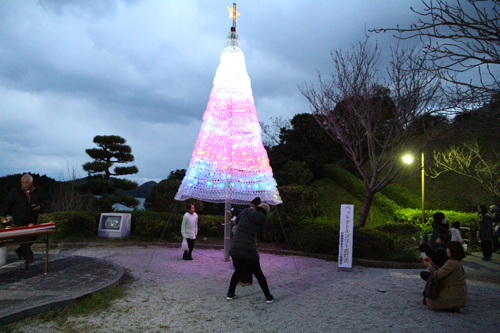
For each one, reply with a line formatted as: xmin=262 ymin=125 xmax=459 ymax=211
xmin=227 ymin=202 xmax=274 ymax=304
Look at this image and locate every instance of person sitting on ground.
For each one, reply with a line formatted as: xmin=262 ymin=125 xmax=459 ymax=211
xmin=423 ymin=241 xmax=467 ymax=312
xmin=429 ymin=212 xmax=449 ymax=250
xmin=419 ymin=234 xmax=450 ymax=281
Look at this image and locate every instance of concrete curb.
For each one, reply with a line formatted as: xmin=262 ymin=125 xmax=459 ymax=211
xmin=0 ymin=255 xmax=123 ymax=326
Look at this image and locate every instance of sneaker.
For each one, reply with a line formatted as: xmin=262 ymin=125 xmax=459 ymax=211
xmin=265 ymin=295 xmax=274 ymax=304
xmin=226 ymin=293 xmax=235 ymax=301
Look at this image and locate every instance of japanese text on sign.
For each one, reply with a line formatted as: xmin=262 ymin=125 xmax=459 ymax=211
xmin=338 ymin=205 xmax=354 ymax=268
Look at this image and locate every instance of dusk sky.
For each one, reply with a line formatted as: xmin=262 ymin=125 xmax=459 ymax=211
xmin=0 ymin=0 xmax=425 ymax=184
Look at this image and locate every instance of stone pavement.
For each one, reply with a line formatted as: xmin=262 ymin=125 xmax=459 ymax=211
xmin=0 ymin=246 xmax=498 ymax=326
xmin=0 ymin=252 xmax=123 ymax=325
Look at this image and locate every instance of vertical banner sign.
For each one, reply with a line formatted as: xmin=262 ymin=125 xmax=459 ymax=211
xmin=338 ymin=204 xmax=354 ymax=268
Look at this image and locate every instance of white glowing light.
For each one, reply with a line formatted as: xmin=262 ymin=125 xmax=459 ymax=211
xmin=175 ymin=29 xmax=281 ymax=205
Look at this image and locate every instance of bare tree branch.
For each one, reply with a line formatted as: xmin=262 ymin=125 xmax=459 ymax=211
xmin=371 ymin=0 xmax=500 ymax=105
xmin=300 ymin=39 xmax=452 ymax=227
xmin=260 ymin=117 xmax=291 ymax=147
xmin=430 ymin=140 xmax=500 ymax=198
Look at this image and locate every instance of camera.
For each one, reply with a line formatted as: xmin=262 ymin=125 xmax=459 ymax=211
xmin=31 ymin=204 xmax=37 ymax=210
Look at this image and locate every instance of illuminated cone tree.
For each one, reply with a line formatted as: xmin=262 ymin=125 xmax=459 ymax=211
xmin=175 ymin=4 xmax=281 ymax=259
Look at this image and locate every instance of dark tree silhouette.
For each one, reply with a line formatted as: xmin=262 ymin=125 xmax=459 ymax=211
xmin=78 ymin=135 xmax=139 ymax=211
xmin=372 ymin=0 xmax=500 ymax=105
xmin=300 ymin=40 xmax=450 ymax=227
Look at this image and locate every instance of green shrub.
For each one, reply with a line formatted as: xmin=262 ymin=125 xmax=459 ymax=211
xmin=277 ymin=184 xmax=322 ymax=223
xmin=375 ymin=222 xmax=421 ymax=250
xmin=262 ymin=222 xmax=396 ymax=260
xmin=38 ymin=211 xmax=227 ymax=242
xmin=39 ymin=211 xmax=100 ymax=239
xmin=130 ymin=211 xmax=180 ymax=240
xmin=131 ymin=212 xmax=225 ymax=241
xmin=393 ymin=208 xmax=481 ymax=251
xmin=353 ymin=227 xmax=395 ymax=259
xmin=394 ymin=208 xmax=478 ymax=232
xmin=375 ymin=223 xmax=421 ymax=238
xmin=381 ymin=183 xmax=421 ymax=209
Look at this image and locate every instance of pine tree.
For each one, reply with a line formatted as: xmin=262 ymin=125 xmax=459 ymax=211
xmin=79 ymin=135 xmax=139 ymax=211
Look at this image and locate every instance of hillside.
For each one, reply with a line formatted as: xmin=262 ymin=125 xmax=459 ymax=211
xmin=309 ymin=164 xmax=497 ymax=227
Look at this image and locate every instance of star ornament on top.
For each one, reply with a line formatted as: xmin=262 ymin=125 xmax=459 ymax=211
xmin=227 ymin=6 xmax=240 ymax=21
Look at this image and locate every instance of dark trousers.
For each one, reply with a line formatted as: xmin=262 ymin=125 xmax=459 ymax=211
xmin=184 ymin=238 xmax=195 ymax=257
xmin=493 ymin=236 xmax=500 ymax=252
xmin=228 ymin=257 xmax=271 ymax=297
xmin=481 ymin=239 xmax=493 ymax=258
xmin=241 ymin=267 xmax=253 ymax=284
xmin=17 ymin=221 xmax=37 ymax=258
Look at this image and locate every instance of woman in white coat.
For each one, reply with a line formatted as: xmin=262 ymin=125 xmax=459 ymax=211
xmin=181 ymin=204 xmax=198 ymax=260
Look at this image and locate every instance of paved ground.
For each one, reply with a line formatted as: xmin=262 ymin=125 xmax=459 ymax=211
xmin=0 ymin=245 xmax=499 ymax=326
xmin=0 ymin=251 xmax=123 ymax=325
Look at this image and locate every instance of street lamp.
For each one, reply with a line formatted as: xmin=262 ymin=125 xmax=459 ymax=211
xmin=403 ymin=152 xmax=425 ymax=225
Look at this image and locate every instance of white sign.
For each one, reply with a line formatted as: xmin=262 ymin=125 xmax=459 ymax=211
xmin=338 ymin=204 xmax=354 ymax=268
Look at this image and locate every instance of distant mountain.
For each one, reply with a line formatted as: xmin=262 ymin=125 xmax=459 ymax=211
xmin=118 ymin=180 xmax=157 ymax=198
xmin=63 ymin=178 xmax=157 ymax=198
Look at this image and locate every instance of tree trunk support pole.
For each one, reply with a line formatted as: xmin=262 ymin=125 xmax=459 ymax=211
xmin=223 ymin=200 xmax=232 ymax=261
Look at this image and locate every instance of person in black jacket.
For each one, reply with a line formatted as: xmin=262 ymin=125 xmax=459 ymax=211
xmin=419 ymin=234 xmax=450 ymax=281
xmin=429 ymin=212 xmax=449 ymax=250
xmin=227 ymin=201 xmax=274 ymax=304
xmin=0 ymin=174 xmax=46 ymax=262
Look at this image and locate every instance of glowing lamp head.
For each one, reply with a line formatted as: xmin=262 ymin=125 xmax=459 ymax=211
xmin=402 ymin=155 xmax=414 ymax=165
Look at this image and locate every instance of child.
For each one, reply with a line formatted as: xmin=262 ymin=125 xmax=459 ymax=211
xmin=450 ymin=221 xmax=464 ymax=244
xmin=181 ymin=204 xmax=198 ymax=260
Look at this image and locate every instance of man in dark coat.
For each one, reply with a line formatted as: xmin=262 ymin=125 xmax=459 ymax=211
xmin=0 ymin=174 xmax=46 ymax=261
xmin=227 ymin=201 xmax=274 ymax=303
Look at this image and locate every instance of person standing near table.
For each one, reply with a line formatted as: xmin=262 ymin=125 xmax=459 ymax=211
xmin=0 ymin=174 xmax=46 ymax=262
xmin=181 ymin=204 xmax=198 ymax=260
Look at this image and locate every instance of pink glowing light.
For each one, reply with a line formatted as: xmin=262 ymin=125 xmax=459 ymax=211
xmin=175 ymin=28 xmax=281 ymax=205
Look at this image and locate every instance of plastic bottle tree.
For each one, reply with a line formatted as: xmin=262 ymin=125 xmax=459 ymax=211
xmin=175 ymin=4 xmax=281 ymax=259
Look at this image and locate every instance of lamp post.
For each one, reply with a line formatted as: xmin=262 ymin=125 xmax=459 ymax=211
xmin=403 ymin=152 xmax=425 ymax=224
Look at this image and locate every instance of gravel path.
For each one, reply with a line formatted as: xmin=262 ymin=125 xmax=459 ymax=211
xmin=10 ymin=246 xmax=500 ymax=332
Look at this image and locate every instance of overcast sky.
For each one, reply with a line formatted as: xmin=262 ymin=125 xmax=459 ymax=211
xmin=0 ymin=0 xmax=425 ymax=184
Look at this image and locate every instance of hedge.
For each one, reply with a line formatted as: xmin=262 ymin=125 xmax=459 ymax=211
xmin=36 ymin=211 xmax=418 ymax=261
xmin=38 ymin=211 xmax=226 ymax=242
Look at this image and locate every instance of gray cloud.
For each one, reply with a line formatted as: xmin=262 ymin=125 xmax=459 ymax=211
xmin=0 ymin=0 xmax=428 ymax=183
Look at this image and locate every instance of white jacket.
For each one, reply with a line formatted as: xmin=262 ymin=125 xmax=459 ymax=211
xmin=181 ymin=212 xmax=198 ymax=239
xmin=450 ymin=227 xmax=464 ymax=243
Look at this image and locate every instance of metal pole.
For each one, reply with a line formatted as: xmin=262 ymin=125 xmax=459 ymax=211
xmin=223 ymin=200 xmax=232 ymax=261
xmin=421 ymin=151 xmax=425 ymax=225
